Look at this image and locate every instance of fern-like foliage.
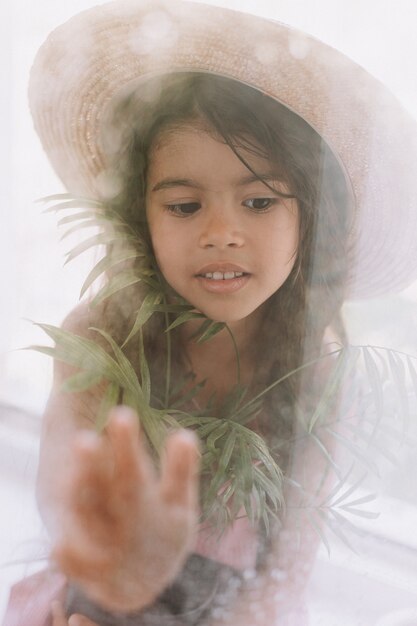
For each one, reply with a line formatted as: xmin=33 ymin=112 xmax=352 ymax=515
xmin=31 ymin=194 xmax=417 ymax=545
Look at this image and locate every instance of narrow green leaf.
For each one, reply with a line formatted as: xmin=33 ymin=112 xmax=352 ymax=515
xmin=28 ymin=345 xmax=57 ymax=359
xmin=326 ymin=428 xmax=380 ymax=476
xmin=252 ymin=472 xmax=282 ymax=511
xmin=42 ymin=198 xmax=104 ymax=213
xmin=220 ymin=385 xmax=247 ymax=417
xmin=34 ymin=323 xmax=126 ymax=384
xmin=64 ymin=233 xmax=116 ymax=264
xmin=362 ymin=346 xmax=384 ymax=442
xmin=325 ymin=428 xmax=380 ymax=475
xmin=91 ymin=270 xmax=142 ymax=307
xmin=138 ymin=329 xmax=151 ymax=404
xmin=90 ymin=327 xmax=142 ymax=400
xmin=317 ymin=509 xmax=357 ymax=553
xmin=80 ymin=249 xmax=139 ymax=298
xmin=356 ymin=412 xmax=404 ymax=444
xmin=165 ymin=310 xmax=205 ymax=332
xmin=218 ymin=482 xmax=235 ymax=508
xmin=238 ymin=437 xmax=254 ymax=493
xmin=233 ymin=398 xmax=264 ymax=425
xmin=340 ymin=507 xmax=380 ymax=519
xmin=387 ymin=350 xmax=409 ymax=441
xmin=308 ymin=347 xmax=358 ymax=433
xmin=122 ymin=291 xmax=162 ymax=346
xmin=370 ymin=346 xmax=389 ymax=381
xmin=245 ymin=432 xmax=283 ymax=482
xmin=407 ymin=356 xmax=417 ymax=401
xmin=206 ymin=421 xmax=229 ymax=453
xmin=218 ymin=430 xmax=237 ymax=471
xmin=155 ymin=303 xmax=197 ymax=314
xmin=236 ymin=348 xmax=344 ymax=422
xmin=343 ymin=422 xmax=399 ymax=466
xmin=60 ymin=220 xmax=101 ymax=241
xmin=310 ymin=433 xmax=342 ymax=479
xmin=340 ymin=493 xmax=378 ymax=509
xmin=322 ymin=469 xmax=362 ymax=507
xmin=196 ymin=321 xmax=226 ymax=344
xmin=205 ymin=469 xmax=229 ymax=505
xmin=96 ymin=382 xmax=120 ymax=432
xmin=58 ymin=211 xmax=100 ymax=226
xmin=174 ymin=414 xmax=214 ymax=430
xmin=307 ymin=513 xmax=331 ymax=557
xmin=37 ymin=192 xmax=75 ymax=203
xmin=61 ymin=370 xmax=103 ymax=393
xmin=171 ymin=380 xmax=207 ymax=409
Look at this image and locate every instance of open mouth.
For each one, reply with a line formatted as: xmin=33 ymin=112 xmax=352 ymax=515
xmin=197 ymin=271 xmax=247 ymax=280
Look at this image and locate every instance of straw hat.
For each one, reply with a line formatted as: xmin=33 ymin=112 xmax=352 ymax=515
xmin=29 ymin=0 xmax=417 ymax=298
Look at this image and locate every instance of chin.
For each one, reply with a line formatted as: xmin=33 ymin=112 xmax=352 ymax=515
xmin=198 ymin=305 xmax=260 ymax=325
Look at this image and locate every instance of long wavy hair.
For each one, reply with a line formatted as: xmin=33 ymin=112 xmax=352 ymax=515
xmin=99 ymin=72 xmax=351 ymax=448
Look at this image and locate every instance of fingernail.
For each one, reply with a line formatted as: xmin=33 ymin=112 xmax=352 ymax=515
xmin=75 ymin=430 xmax=98 ymax=450
xmin=177 ymin=429 xmax=200 ymax=447
xmin=111 ymin=405 xmax=136 ymax=422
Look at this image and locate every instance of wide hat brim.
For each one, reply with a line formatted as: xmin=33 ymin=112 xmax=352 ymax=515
xmin=29 ymin=0 xmax=417 ymax=299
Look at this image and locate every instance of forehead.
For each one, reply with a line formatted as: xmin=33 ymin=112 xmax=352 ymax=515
xmin=147 ymin=123 xmax=276 ymax=185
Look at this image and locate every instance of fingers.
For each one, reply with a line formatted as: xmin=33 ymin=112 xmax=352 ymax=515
xmin=64 ymin=432 xmax=116 ymax=542
xmin=160 ymin=429 xmax=200 ymax=508
xmin=68 ymin=614 xmax=100 ymax=626
xmin=65 ymin=407 xmax=145 ymax=527
xmin=53 ymin=539 xmax=111 ymax=581
xmin=51 ymin=602 xmax=100 ymax=626
xmin=106 ymin=406 xmax=155 ymax=502
xmin=51 ymin=601 xmax=68 ymax=626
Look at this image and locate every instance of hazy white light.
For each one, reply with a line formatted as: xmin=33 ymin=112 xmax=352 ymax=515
xmin=128 ymin=10 xmax=179 ymax=56
xmin=254 ymin=41 xmax=278 ymax=65
xmin=288 ymin=33 xmax=311 ymax=59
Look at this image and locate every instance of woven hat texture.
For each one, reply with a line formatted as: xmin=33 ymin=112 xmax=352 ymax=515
xmin=29 ymin=0 xmax=417 ymax=298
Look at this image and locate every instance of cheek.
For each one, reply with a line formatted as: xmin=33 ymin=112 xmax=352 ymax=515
xmin=263 ymin=217 xmax=299 ymax=260
xmin=149 ymin=223 xmax=184 ymax=282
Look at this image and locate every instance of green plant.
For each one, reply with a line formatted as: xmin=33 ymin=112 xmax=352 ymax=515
xmin=31 ymin=195 xmax=417 ymax=545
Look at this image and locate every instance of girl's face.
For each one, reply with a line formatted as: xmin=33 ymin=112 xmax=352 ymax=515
xmin=146 ymin=123 xmax=299 ymax=324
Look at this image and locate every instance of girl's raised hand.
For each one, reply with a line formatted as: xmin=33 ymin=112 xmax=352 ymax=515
xmin=52 ymin=406 xmax=200 ymax=613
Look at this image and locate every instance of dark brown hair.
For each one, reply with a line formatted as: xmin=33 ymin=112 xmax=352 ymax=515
xmin=102 ymin=72 xmax=351 ymax=442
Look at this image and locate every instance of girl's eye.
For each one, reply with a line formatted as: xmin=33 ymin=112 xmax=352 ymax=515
xmin=166 ymin=202 xmax=201 ymax=216
xmin=243 ymin=197 xmax=277 ymax=212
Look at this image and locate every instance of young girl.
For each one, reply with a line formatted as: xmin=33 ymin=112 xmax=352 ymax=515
xmin=6 ymin=1 xmax=417 ymax=625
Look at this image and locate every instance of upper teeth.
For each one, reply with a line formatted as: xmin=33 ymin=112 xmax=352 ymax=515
xmin=202 ymin=271 xmax=244 ymax=280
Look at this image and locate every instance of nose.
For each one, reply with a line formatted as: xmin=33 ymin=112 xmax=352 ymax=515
xmin=198 ymin=209 xmax=245 ymax=249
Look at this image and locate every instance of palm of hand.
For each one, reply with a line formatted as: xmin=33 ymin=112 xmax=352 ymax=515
xmin=53 ymin=407 xmax=200 ymax=613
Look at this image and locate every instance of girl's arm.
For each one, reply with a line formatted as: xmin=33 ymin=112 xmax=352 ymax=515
xmin=37 ymin=306 xmax=200 ymax=614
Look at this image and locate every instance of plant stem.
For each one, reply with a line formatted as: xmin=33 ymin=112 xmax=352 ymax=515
xmin=164 ymin=302 xmax=172 ymax=408
xmin=225 ymin=324 xmax=241 ymax=387
xmin=236 ymin=347 xmax=344 ymax=423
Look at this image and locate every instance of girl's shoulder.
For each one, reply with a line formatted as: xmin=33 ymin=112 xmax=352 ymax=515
xmin=61 ymin=293 xmax=138 ymax=344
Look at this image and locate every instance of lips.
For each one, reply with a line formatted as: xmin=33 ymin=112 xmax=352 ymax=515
xmin=201 ymin=270 xmax=244 ymax=280
xmin=194 ymin=263 xmax=250 ymax=294
xmin=195 ymin=263 xmax=249 ymax=280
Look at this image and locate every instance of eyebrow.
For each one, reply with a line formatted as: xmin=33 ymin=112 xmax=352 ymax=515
xmin=151 ymin=178 xmax=203 ymax=192
xmin=150 ymin=174 xmax=285 ymax=193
